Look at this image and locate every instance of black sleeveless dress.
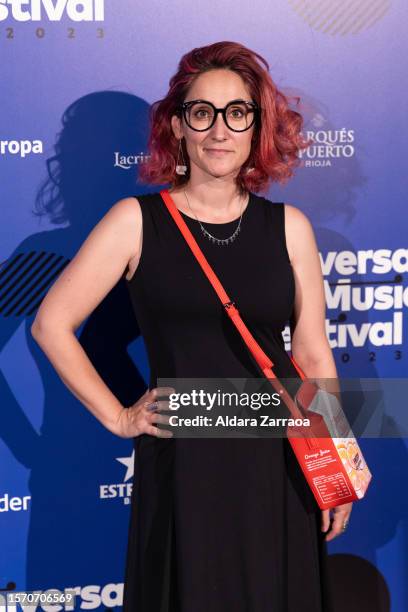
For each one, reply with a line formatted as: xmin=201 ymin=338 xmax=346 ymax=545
xmin=123 ymin=190 xmax=333 ymax=612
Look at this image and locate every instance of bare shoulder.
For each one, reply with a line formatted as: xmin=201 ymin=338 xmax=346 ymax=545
xmin=283 ymin=203 xmax=318 ymax=265
xmin=283 ymin=202 xmax=312 ymax=229
xmin=106 ymin=196 xmax=143 ymax=281
xmin=109 ymin=195 xmax=142 ymax=229
xmin=108 ymin=195 xmax=142 ymax=251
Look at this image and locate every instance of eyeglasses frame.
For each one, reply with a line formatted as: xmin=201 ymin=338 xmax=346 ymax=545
xmin=179 ymin=98 xmax=260 ymax=132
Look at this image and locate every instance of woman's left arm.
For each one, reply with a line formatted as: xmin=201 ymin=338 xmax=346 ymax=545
xmin=284 ymin=203 xmax=352 ymax=541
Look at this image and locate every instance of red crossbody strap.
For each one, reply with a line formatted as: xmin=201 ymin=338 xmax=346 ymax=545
xmin=160 ymin=189 xmax=307 ymax=380
xmin=160 ymin=189 xmax=279 ymax=374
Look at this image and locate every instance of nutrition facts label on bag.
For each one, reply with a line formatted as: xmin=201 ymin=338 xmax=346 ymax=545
xmin=303 ymin=451 xmax=338 ymax=472
xmin=313 ymin=472 xmax=352 ymax=504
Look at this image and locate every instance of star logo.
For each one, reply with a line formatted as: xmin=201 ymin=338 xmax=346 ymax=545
xmin=116 ymin=450 xmax=134 ymax=482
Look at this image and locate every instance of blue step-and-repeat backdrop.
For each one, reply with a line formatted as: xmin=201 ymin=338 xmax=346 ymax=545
xmin=1 ymin=0 xmax=407 ymax=610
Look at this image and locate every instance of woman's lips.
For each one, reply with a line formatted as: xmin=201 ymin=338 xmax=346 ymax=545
xmin=204 ymin=148 xmax=232 ymax=156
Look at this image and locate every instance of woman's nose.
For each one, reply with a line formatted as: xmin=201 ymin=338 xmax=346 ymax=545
xmin=210 ymin=112 xmax=229 ymax=138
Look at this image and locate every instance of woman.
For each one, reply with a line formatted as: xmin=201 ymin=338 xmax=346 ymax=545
xmin=31 ymin=41 xmax=352 ymax=611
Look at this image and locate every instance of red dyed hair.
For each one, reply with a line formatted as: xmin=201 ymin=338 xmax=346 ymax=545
xmin=138 ymin=41 xmax=311 ymax=194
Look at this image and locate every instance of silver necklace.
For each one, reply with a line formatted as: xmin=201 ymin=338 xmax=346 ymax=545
xmin=182 ymin=189 xmax=248 ymax=246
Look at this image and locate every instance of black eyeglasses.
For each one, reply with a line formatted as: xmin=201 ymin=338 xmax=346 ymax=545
xmin=179 ymin=99 xmax=259 ymax=132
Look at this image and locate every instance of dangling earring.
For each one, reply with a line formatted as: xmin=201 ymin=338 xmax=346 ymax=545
xmin=175 ymin=139 xmax=187 ymax=175
xmin=245 ymin=166 xmax=254 ymax=175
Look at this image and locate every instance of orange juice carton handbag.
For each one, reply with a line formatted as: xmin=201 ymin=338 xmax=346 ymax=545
xmin=160 ymin=189 xmax=372 ymax=510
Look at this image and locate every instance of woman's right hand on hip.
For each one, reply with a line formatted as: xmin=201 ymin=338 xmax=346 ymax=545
xmin=113 ymin=387 xmax=175 ymax=439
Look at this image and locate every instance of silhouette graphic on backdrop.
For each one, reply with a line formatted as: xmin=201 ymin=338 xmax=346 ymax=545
xmin=0 ymin=91 xmax=162 ymax=594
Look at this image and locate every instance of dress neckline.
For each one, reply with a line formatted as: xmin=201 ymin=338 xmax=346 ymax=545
xmin=168 ymin=191 xmax=254 ymax=226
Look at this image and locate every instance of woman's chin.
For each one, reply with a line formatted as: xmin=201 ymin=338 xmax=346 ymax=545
xmin=206 ymin=164 xmax=239 ymax=179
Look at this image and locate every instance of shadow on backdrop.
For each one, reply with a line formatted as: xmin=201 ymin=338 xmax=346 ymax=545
xmin=0 ymin=91 xmax=163 ymax=593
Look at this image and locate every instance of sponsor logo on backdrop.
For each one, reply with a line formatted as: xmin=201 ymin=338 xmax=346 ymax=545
xmin=114 ymin=151 xmax=150 ymax=170
xmin=99 ymin=450 xmax=134 ymax=504
xmin=284 ymin=247 xmax=406 ymax=357
xmin=0 ymin=492 xmax=31 ymax=512
xmin=288 ymin=0 xmax=391 ymax=36
xmin=0 ymin=139 xmax=43 ymax=158
xmin=0 ymin=0 xmax=105 ymax=22
xmin=322 ymin=248 xmax=406 ymax=349
xmin=299 ymin=115 xmax=355 ymax=168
